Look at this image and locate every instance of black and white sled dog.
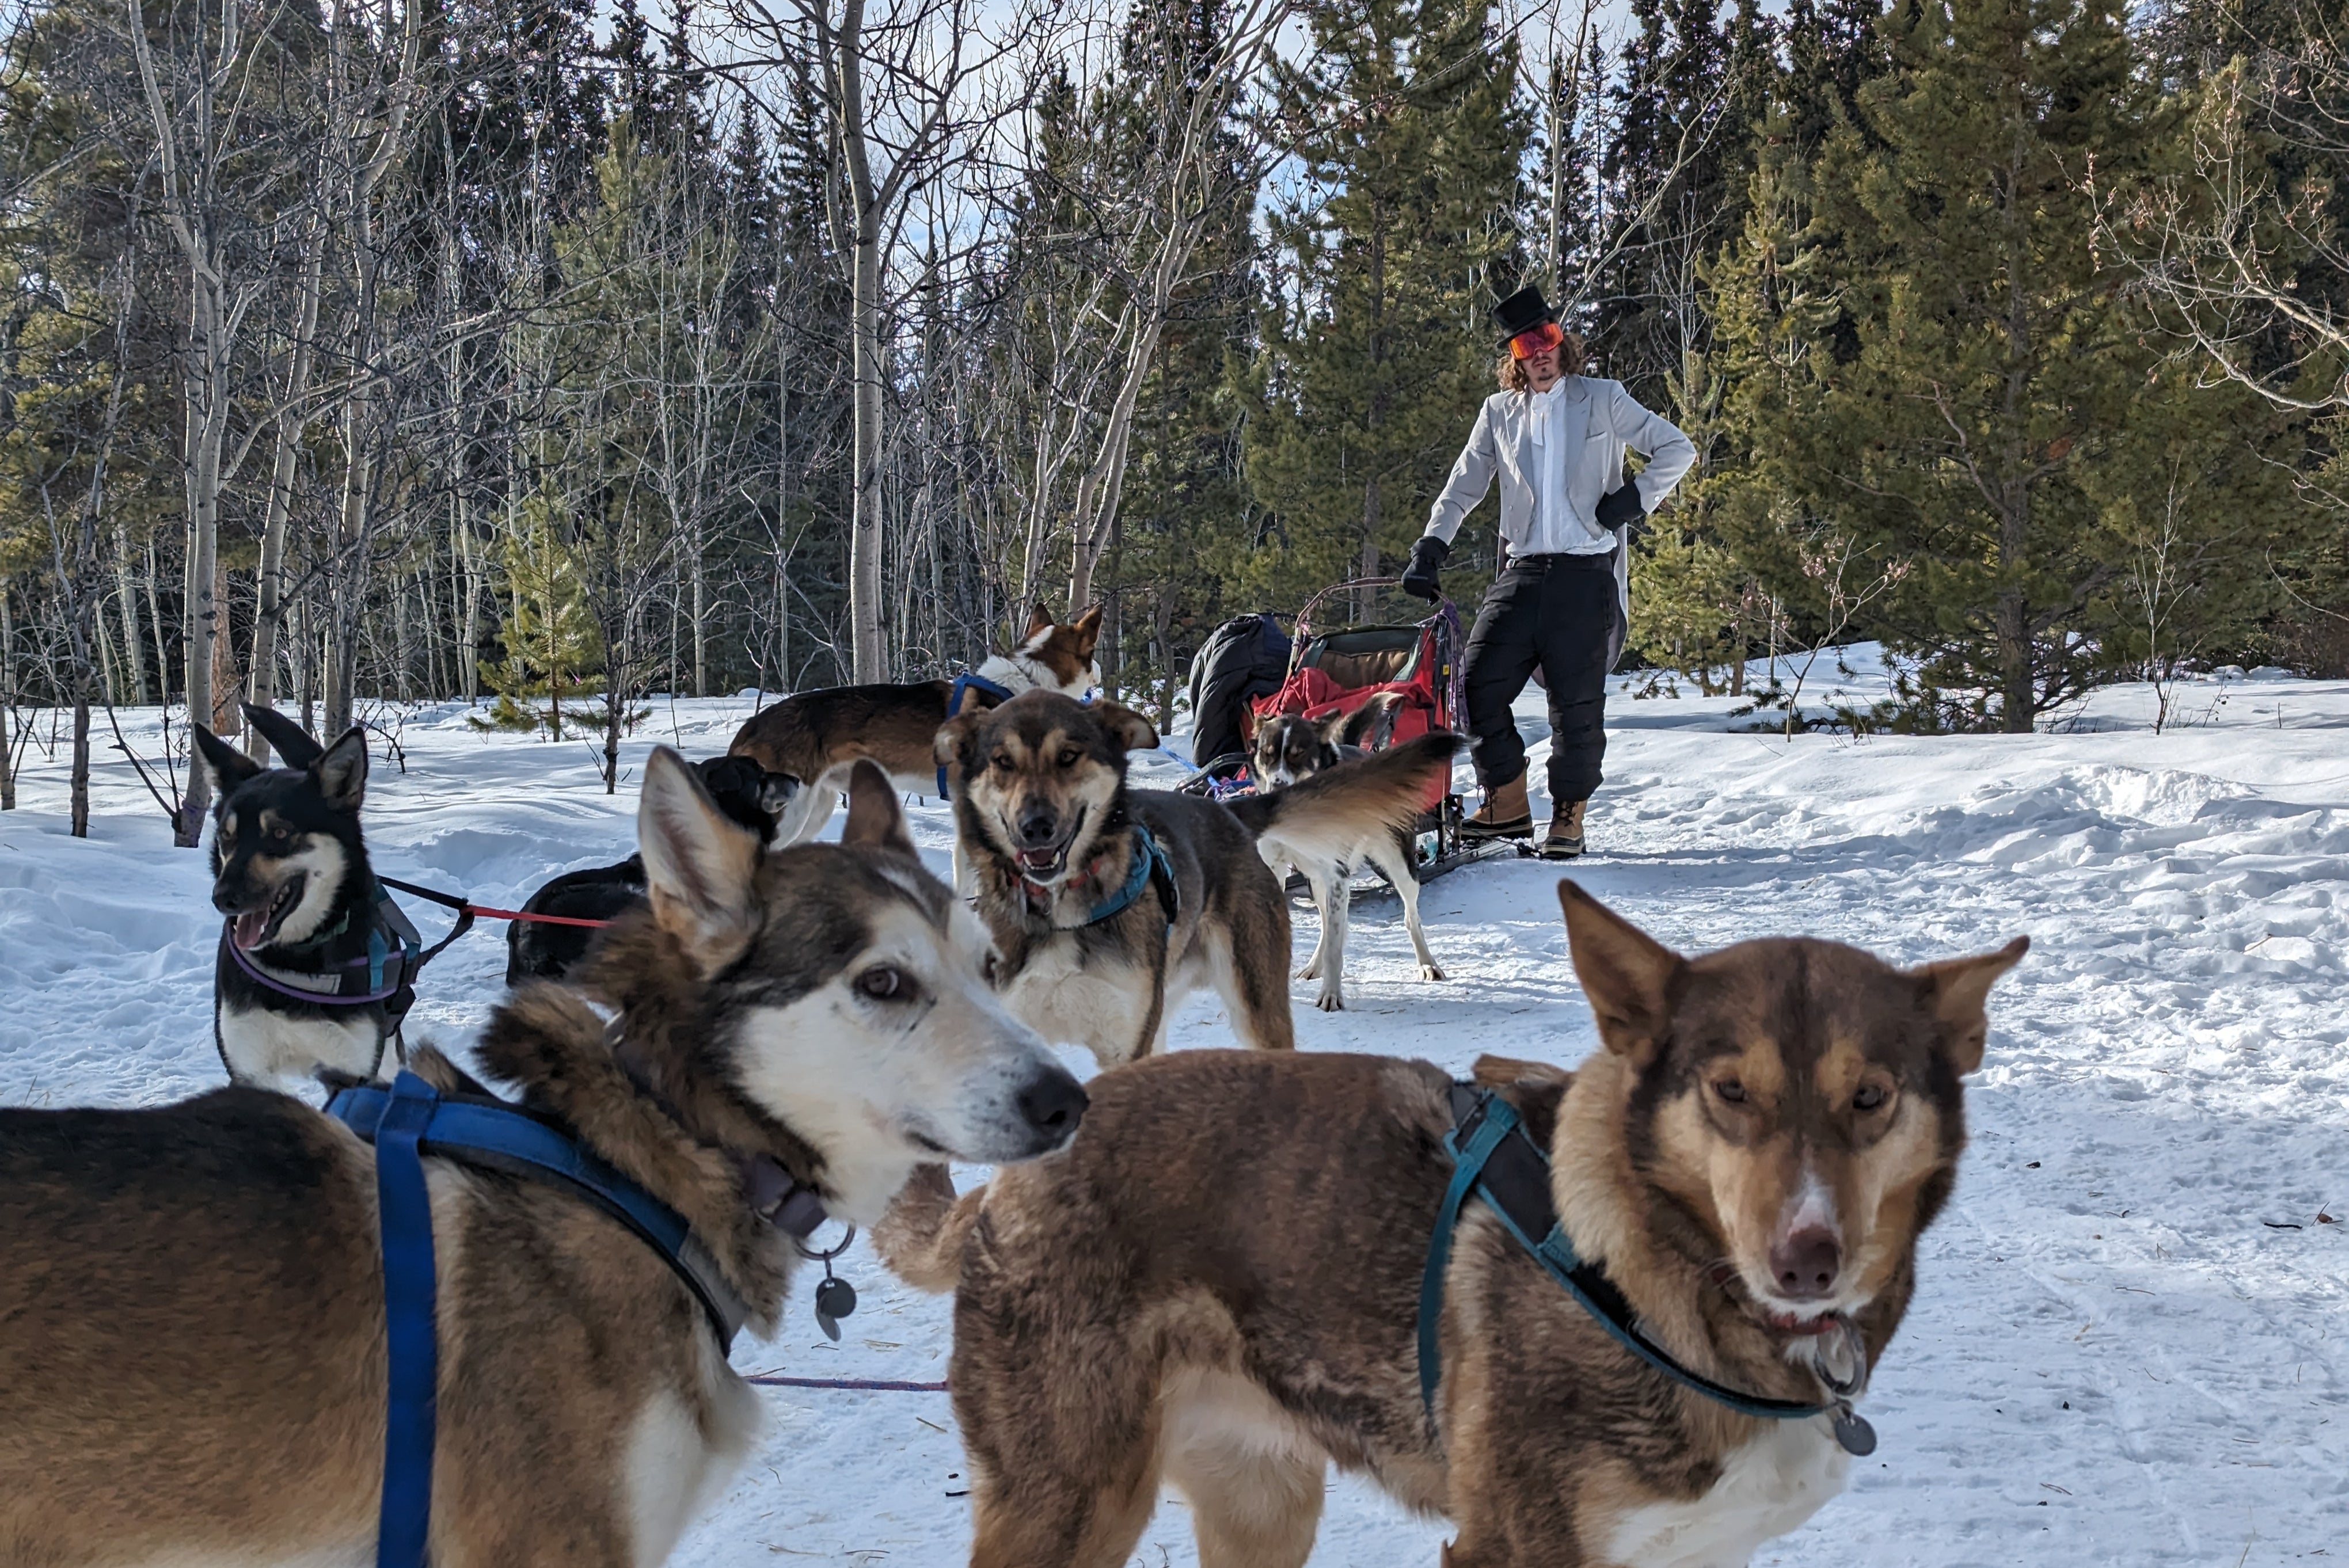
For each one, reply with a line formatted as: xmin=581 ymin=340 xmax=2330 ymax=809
xmin=1249 ymin=691 xmax=1449 ymax=1011
xmin=505 ymin=756 xmax=800 ymax=985
xmin=194 ymin=706 xmax=417 ymax=1089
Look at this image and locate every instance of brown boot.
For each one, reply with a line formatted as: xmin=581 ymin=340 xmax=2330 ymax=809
xmin=1539 ymin=799 xmax=1587 ymax=860
xmin=1462 ymin=774 xmax=1532 ymax=842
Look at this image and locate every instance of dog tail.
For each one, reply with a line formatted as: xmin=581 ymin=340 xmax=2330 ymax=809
xmin=872 ymin=1162 xmax=987 ymax=1292
xmin=1226 ymin=729 xmax=1460 ymax=866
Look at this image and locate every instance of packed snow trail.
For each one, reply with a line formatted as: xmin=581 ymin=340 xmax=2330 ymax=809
xmin=1 ymin=660 xmax=2342 ymax=1565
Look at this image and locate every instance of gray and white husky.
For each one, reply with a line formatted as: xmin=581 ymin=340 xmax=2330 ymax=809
xmin=0 ymin=752 xmax=1084 ymax=1566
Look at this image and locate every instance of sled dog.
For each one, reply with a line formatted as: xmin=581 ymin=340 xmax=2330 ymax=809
xmin=936 ymin=689 xmax=1457 ymax=1066
xmin=1249 ymin=691 xmax=1448 ymax=1011
xmin=505 ymin=754 xmax=801 ymax=985
xmin=877 ymin=882 xmax=2025 ymax=1568
xmin=729 ymin=603 xmax=1104 ymax=846
xmin=196 ymin=705 xmax=417 ymax=1088
xmin=0 ymin=752 xmax=1085 ymax=1568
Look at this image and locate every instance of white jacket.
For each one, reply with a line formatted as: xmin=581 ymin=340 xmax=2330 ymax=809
xmin=1422 ymin=376 xmax=1696 ymax=662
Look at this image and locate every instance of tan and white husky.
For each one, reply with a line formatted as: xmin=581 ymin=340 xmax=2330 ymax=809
xmin=879 ymin=882 xmax=2025 ymax=1568
xmin=729 ymin=603 xmax=1104 ymax=845
xmin=937 ymin=689 xmax=1457 ymax=1066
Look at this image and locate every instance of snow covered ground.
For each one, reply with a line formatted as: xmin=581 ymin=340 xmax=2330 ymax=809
xmin=2 ymin=653 xmax=2344 ymax=1566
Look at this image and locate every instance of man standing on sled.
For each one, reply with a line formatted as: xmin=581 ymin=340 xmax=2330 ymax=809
xmin=1401 ymin=286 xmax=1694 ymax=859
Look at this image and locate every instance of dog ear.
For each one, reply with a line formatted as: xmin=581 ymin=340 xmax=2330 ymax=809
xmin=1557 ymin=880 xmax=1683 ymax=1061
xmin=841 ymin=760 xmax=915 ymax=854
xmin=638 ymin=745 xmax=762 ymax=974
xmin=311 ymin=728 xmax=370 ymax=812
xmin=1092 ymin=699 xmax=1159 ymax=756
xmin=1069 ymin=604 xmax=1105 ymax=663
xmin=1024 ymin=603 xmax=1055 ymax=641
xmin=935 ymin=704 xmax=990 ymax=768
xmin=1909 ymin=937 xmax=2028 ymax=1075
xmin=242 ymin=704 xmax=324 ymax=769
xmin=193 ymin=724 xmax=263 ymax=791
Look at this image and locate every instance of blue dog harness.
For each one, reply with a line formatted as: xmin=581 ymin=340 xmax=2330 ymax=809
xmin=1417 ymin=1086 xmax=1877 ymax=1457
xmin=936 ymin=672 xmax=1017 ymax=796
xmin=1084 ymin=824 xmax=1177 ymax=926
xmin=326 ymin=1071 xmax=787 ymax=1567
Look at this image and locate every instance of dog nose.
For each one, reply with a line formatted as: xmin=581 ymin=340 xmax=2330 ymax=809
xmin=1769 ymin=1227 xmax=1842 ymax=1300
xmin=1015 ymin=1070 xmax=1088 ymax=1141
xmin=1016 ymin=807 xmax=1059 ymax=846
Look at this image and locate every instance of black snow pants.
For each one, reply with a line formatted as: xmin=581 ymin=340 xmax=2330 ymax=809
xmin=1462 ymin=550 xmax=1620 ymax=805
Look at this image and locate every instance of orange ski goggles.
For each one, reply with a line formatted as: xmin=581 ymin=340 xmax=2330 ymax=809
xmin=1508 ymin=320 xmax=1566 ymax=360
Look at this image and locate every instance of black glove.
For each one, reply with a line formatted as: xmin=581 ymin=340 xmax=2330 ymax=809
xmin=1595 ymin=482 xmax=1645 ymax=532
xmin=1400 ymin=535 xmax=1450 ymax=602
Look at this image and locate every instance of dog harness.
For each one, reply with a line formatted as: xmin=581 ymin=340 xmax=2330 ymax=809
xmin=219 ymin=878 xmax=473 ymax=1024
xmin=1417 ymin=1086 xmax=1877 ymax=1457
xmin=327 ymin=1071 xmax=828 ymax=1568
xmin=1085 ymin=824 xmax=1176 ymax=926
xmin=935 ymin=672 xmax=1017 ymax=796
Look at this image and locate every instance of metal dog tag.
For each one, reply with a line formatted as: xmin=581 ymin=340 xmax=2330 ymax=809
xmin=1832 ymin=1404 xmax=1877 ymax=1457
xmin=814 ymin=1274 xmax=857 ymax=1339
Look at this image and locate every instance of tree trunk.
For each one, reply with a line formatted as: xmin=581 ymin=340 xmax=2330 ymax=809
xmin=249 ymin=216 xmax=326 ymax=751
xmin=176 ymin=307 xmax=225 ymax=847
xmin=71 ymin=692 xmax=91 ymax=839
xmin=849 ymin=226 xmax=885 ymax=679
xmin=1359 ymin=476 xmax=1381 ymax=623
xmin=114 ymin=526 xmax=148 ymax=704
xmin=1995 ymin=585 xmax=2032 ymax=732
xmin=146 ymin=536 xmax=169 ymax=704
xmin=0 ymin=579 xmax=13 ymax=810
xmin=691 ymin=530 xmax=708 ymax=697
xmin=211 ymin=554 xmax=241 ymax=732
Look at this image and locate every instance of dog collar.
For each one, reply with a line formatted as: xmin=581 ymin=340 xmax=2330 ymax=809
xmin=1419 ymin=1086 xmax=1877 ymax=1457
xmin=218 ymin=885 xmax=429 ymax=1013
xmin=603 ymin=1025 xmax=831 ymax=1246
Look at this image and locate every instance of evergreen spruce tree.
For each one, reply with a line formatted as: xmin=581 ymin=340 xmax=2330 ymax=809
xmin=1709 ymin=0 xmax=2305 ymax=729
xmin=475 ymin=481 xmax=605 ymax=736
xmin=1240 ymin=0 xmax=1529 ymax=609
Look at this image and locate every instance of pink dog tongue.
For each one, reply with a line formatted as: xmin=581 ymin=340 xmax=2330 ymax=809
xmin=234 ymin=908 xmax=271 ymax=950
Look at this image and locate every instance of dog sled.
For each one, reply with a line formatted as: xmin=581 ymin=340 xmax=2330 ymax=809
xmin=1180 ymin=579 xmax=1503 ymax=882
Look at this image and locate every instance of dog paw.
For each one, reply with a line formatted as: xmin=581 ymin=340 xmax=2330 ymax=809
xmin=1421 ymin=964 xmax=1447 ymax=982
xmin=1316 ymin=991 xmax=1345 ymax=1012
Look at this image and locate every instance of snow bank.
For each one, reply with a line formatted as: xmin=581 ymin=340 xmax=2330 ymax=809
xmin=1 ymin=660 xmax=2343 ymax=1563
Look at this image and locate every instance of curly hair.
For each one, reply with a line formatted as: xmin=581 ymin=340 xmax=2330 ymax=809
xmin=1495 ymin=330 xmax=1588 ymax=392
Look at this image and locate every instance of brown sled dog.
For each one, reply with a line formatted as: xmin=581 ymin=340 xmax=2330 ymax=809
xmin=935 ymin=688 xmax=1457 ymax=1066
xmin=0 ymin=753 xmax=1084 ymax=1568
xmin=878 ymin=882 xmax=2027 ymax=1567
xmin=729 ymin=603 xmax=1104 ymax=845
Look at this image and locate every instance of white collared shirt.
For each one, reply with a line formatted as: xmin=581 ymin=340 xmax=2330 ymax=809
xmin=1525 ymin=378 xmax=1615 ymax=557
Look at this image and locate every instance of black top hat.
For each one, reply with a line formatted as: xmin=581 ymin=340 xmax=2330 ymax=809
xmin=1492 ymin=284 xmax=1559 ymax=347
